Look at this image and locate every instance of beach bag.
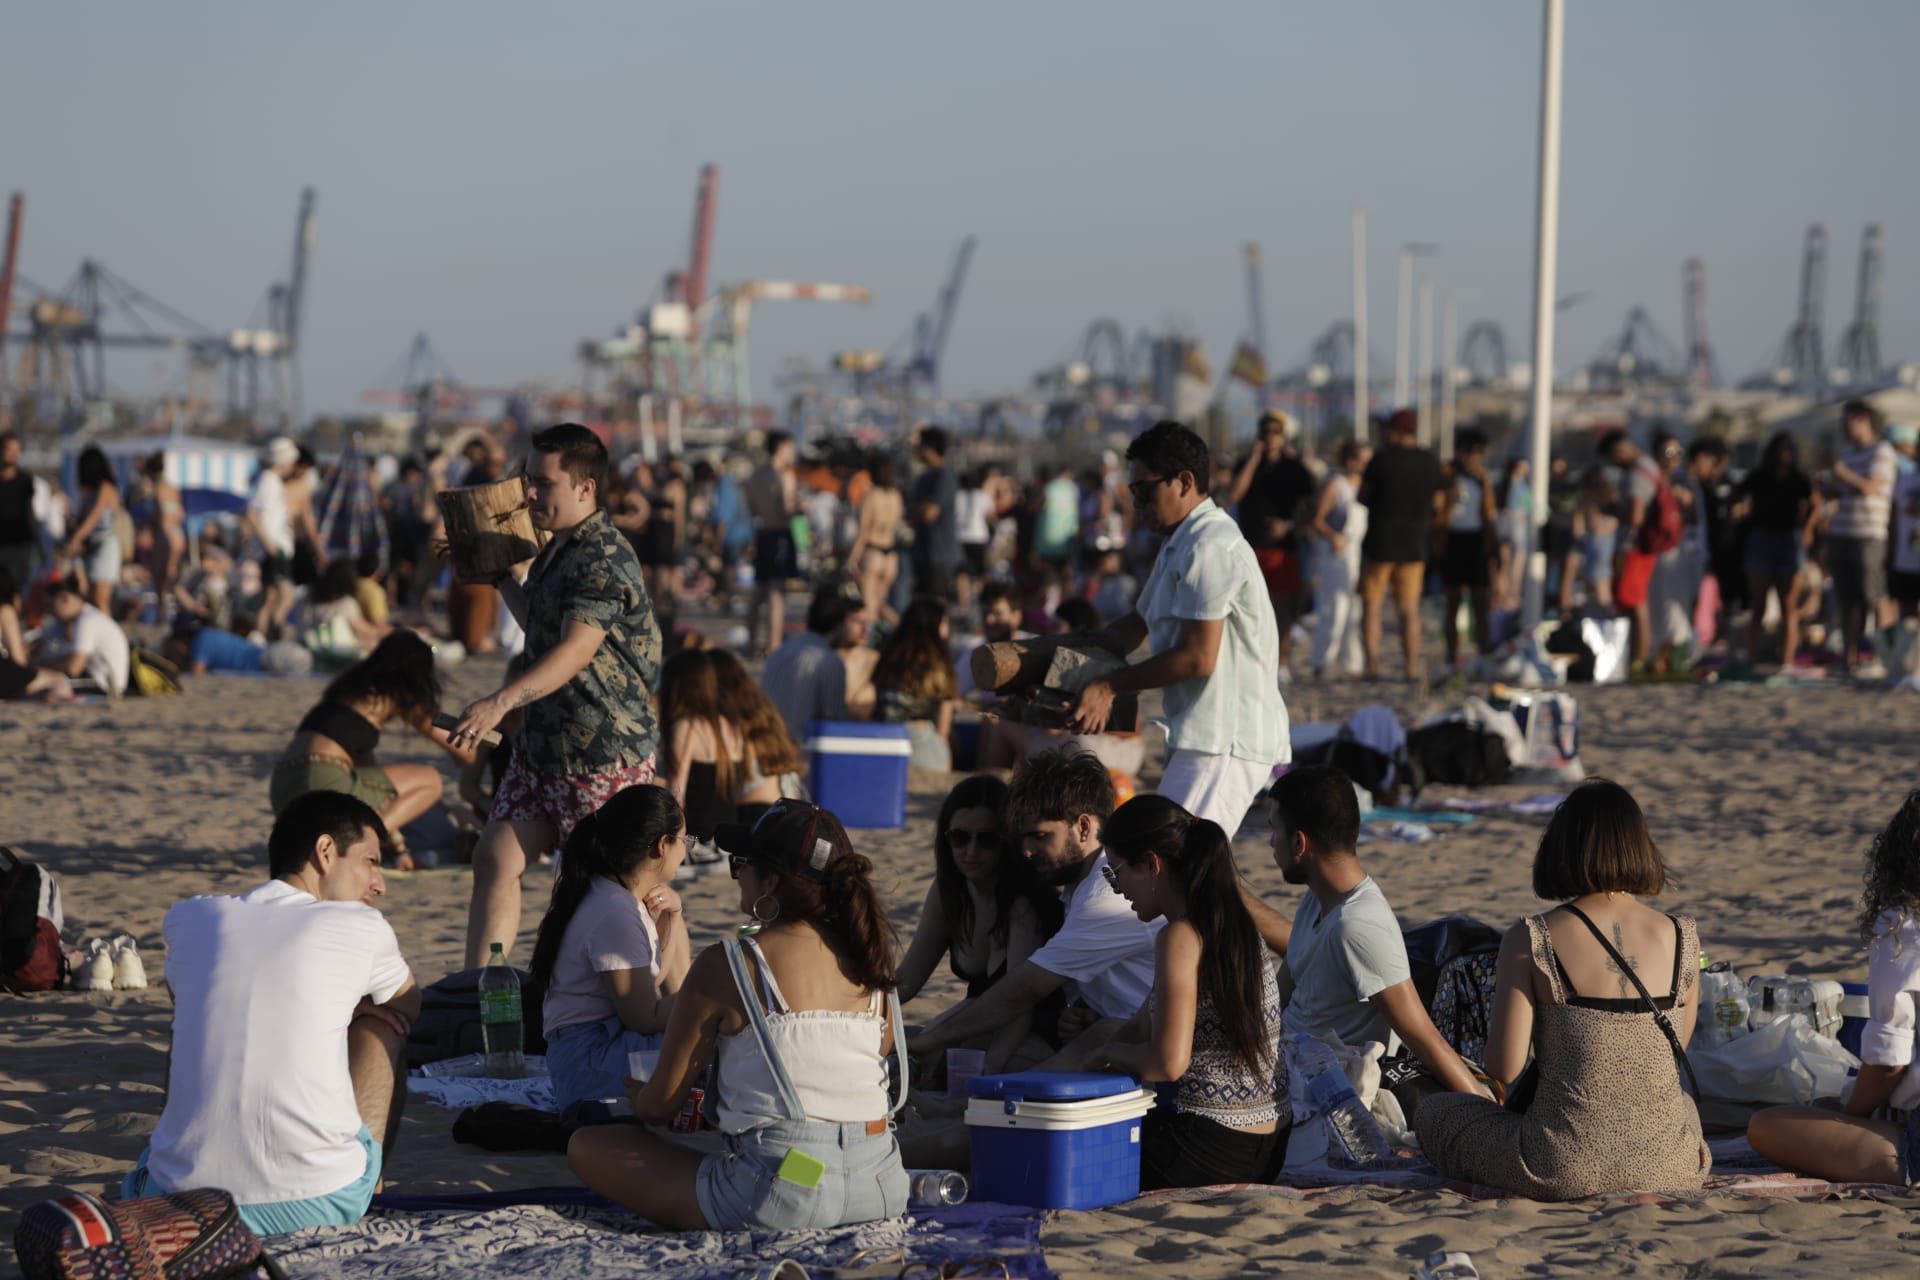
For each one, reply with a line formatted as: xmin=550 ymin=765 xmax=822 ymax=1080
xmin=1402 ymin=915 xmax=1503 ymax=1010
xmin=1 ymin=847 xmax=66 ymax=994
xmin=1430 ymin=950 xmax=1502 ymax=1066
xmin=1404 ymin=722 xmax=1511 ymax=793
xmin=13 ymin=1188 xmax=288 ymax=1280
xmin=406 ymin=965 xmax=546 ymax=1068
xmin=1635 ymin=469 xmax=1684 ymax=555
xmin=128 ymin=647 xmax=184 ymax=697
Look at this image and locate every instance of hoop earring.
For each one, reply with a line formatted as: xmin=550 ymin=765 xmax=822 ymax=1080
xmin=752 ymin=894 xmax=781 ymax=924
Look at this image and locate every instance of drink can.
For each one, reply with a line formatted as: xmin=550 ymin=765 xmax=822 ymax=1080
xmin=670 ymin=1087 xmax=706 ymax=1133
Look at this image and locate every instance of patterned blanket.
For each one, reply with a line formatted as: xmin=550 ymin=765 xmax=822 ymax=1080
xmin=270 ymin=1194 xmax=1055 ymax=1280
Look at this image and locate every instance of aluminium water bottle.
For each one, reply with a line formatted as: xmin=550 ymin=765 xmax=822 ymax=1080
xmin=908 ymin=1169 xmax=969 ymax=1208
xmin=1290 ymin=1033 xmax=1392 ymax=1169
xmin=479 ymin=942 xmax=526 ymax=1079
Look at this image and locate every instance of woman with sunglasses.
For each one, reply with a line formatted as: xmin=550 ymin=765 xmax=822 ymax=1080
xmin=568 ymin=800 xmax=910 ymax=1230
xmin=896 ymin=776 xmax=1065 ymax=1072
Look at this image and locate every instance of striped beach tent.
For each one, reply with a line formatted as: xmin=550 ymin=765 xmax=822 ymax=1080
xmin=314 ymin=434 xmax=390 ymax=572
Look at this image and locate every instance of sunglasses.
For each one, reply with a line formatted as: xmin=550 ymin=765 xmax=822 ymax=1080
xmin=1126 ymin=475 xmax=1174 ymax=502
xmin=1100 ymin=862 xmax=1121 ymax=888
xmin=947 ymin=828 xmax=1002 ymax=853
xmin=727 ymin=853 xmax=751 ymax=879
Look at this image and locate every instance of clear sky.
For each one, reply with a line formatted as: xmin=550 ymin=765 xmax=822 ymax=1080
xmin=6 ymin=0 xmax=1916 ymax=416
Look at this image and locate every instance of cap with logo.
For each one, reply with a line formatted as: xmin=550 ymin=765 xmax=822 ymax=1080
xmin=714 ymin=799 xmax=855 ymax=882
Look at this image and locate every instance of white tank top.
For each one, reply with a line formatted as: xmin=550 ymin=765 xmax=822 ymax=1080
xmin=711 ymin=936 xmax=897 ymax=1133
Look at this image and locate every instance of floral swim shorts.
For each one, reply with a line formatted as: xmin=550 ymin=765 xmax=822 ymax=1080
xmin=488 ymin=754 xmax=656 ymax=850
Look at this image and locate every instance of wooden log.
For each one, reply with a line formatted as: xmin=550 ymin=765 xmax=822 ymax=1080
xmin=970 ymin=635 xmax=1130 ymax=694
xmin=438 ymin=476 xmax=546 ymax=584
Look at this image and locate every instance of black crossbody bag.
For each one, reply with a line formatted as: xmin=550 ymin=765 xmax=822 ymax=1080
xmin=1505 ymin=906 xmax=1698 ymax=1113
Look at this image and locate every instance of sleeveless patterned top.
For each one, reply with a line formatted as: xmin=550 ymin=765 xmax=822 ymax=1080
xmin=1164 ymin=952 xmax=1287 ymax=1127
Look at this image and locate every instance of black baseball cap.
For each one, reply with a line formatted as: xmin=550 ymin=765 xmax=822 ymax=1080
xmin=714 ymin=799 xmax=856 ymax=882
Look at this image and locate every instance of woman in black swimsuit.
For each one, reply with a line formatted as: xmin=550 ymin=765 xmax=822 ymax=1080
xmin=897 ymin=775 xmax=1064 ymax=1070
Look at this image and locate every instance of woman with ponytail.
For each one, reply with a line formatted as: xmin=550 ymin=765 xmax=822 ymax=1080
xmin=1089 ymin=793 xmax=1288 ymax=1189
xmin=569 ymin=799 xmax=910 ymax=1230
xmin=531 ymin=784 xmax=691 ymax=1113
xmin=1751 ymin=791 xmax=1920 ymax=1187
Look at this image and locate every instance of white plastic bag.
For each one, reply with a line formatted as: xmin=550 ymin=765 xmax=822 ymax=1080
xmin=1687 ymin=1016 xmax=1859 ymax=1104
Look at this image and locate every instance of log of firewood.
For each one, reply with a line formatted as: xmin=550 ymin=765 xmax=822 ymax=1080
xmin=439 ymin=476 xmax=547 ymax=584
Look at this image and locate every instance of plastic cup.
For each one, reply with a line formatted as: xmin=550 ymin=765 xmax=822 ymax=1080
xmin=627 ymin=1049 xmax=659 ymax=1083
xmin=946 ymin=1048 xmax=987 ymax=1098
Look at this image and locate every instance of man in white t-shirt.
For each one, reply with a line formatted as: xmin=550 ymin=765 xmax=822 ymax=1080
xmin=913 ymin=748 xmax=1161 ymax=1060
xmin=34 ymin=576 xmax=130 ymax=695
xmin=123 ymin=791 xmax=420 ymax=1236
xmin=1069 ymin=420 xmax=1289 ymax=836
xmin=1243 ymin=765 xmax=1484 ymax=1102
xmin=244 ymin=436 xmax=300 ymax=638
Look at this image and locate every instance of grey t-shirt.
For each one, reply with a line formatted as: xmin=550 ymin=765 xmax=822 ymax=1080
xmin=912 ymin=465 xmax=960 ymax=569
xmin=1281 ymin=877 xmax=1411 ymax=1053
xmin=762 ymin=631 xmax=847 ymax=740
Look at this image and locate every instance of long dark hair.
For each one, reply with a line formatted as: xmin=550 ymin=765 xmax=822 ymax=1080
xmin=934 ymin=775 xmax=1063 ymax=949
xmin=757 ymin=850 xmax=898 ymax=993
xmin=873 ymin=597 xmax=956 ymax=702
xmin=709 ymin=649 xmax=806 ymax=777
xmin=529 ymin=784 xmax=685 ymax=991
xmin=77 ymin=446 xmax=116 ymax=492
xmin=659 ymin=648 xmax=737 ymax=795
xmin=1104 ymin=794 xmax=1274 ymax=1077
xmin=1761 ymin=431 xmax=1801 ymax=477
xmin=322 ymin=631 xmax=440 ymax=730
xmin=1861 ymin=790 xmax=1920 ymax=943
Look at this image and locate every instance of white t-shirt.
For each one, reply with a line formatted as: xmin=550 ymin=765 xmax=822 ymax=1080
xmin=1891 ymin=470 xmax=1920 ymax=576
xmin=1135 ymin=498 xmax=1289 ymax=764
xmin=1027 ymin=851 xmax=1162 ymax=1019
xmin=1861 ymin=910 xmax=1920 ymax=1112
xmin=955 ymin=488 xmax=992 ymax=545
xmin=248 ymin=469 xmax=294 ymax=556
xmin=47 ymin=603 xmax=131 ymax=695
xmin=541 ymin=876 xmax=661 ymax=1035
xmin=1281 ymin=877 xmax=1411 ymax=1053
xmin=147 ymin=881 xmax=410 ymax=1205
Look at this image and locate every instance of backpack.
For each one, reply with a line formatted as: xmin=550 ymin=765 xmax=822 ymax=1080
xmin=1 ymin=847 xmax=66 ymax=993
xmin=1404 ymin=721 xmax=1512 ymax=793
xmin=13 ymin=1188 xmax=287 ymax=1280
xmin=1636 ymin=465 xmax=1685 ymax=555
xmin=129 ymin=647 xmax=184 ymax=697
xmin=405 ymin=966 xmax=547 ymax=1069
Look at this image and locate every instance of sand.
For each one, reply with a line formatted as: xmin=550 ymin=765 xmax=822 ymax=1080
xmin=5 ymin=660 xmax=1919 ymax=1276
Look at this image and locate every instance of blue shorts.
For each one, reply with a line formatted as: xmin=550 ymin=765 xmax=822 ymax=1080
xmin=1744 ymin=528 xmax=1805 ymax=579
xmin=123 ymin=1126 xmax=382 ymax=1237
xmin=696 ymin=1119 xmax=907 ymax=1231
xmin=544 ymin=1014 xmax=663 ymax=1113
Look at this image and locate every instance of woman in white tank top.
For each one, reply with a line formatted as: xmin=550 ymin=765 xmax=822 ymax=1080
xmin=568 ymin=800 xmax=909 ymax=1230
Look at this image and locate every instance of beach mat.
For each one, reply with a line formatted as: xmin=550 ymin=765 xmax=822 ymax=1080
xmin=269 ymin=1194 xmax=1056 ymax=1280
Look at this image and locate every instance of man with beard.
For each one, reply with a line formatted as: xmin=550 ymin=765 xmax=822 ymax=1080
xmin=910 ymin=748 xmax=1160 ymax=1059
xmin=1244 ymin=765 xmax=1483 ymax=1102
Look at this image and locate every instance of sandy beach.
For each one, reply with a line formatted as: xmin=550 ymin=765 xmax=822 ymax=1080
xmin=5 ymin=661 xmax=1919 ymax=1276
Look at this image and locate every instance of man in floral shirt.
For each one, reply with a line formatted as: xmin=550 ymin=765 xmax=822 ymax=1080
xmin=450 ymin=424 xmax=662 ymax=967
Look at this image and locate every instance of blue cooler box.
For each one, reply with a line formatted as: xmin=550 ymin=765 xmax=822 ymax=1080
xmin=965 ymin=1071 xmax=1155 ymax=1209
xmin=806 ymin=721 xmax=911 ymax=829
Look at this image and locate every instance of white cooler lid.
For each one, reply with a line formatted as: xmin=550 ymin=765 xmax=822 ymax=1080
xmin=965 ymin=1088 xmax=1156 ymax=1132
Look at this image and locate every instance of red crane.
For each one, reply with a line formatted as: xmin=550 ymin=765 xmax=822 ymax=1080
xmin=685 ymin=165 xmax=717 ymax=338
xmin=0 ymin=193 xmax=22 ymax=382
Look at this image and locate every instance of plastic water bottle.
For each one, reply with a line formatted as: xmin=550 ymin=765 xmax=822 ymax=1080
xmin=1289 ymin=1034 xmax=1392 ymax=1169
xmin=479 ymin=943 xmax=526 ymax=1079
xmin=908 ymin=1170 xmax=969 ymax=1208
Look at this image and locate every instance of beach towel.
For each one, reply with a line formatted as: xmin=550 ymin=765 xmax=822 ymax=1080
xmin=407 ymin=1058 xmax=554 ymax=1111
xmin=267 ymin=1193 xmax=1055 ymax=1280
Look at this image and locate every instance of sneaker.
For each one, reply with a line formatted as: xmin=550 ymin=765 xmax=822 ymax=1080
xmin=78 ymin=939 xmax=115 ymax=992
xmin=676 ymin=840 xmax=729 ymax=881
xmin=110 ymin=935 xmax=148 ymax=991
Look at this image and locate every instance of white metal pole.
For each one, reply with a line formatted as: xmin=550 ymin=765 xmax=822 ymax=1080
xmin=667 ymin=396 xmax=684 ymax=456
xmin=1394 ymin=246 xmax=1412 ymax=409
xmin=1440 ymin=294 xmax=1458 ymax=461
xmin=1522 ymin=0 xmax=1566 ymax=632
xmin=1416 ymin=276 xmax=1434 ymax=447
xmin=1352 ymin=204 xmax=1369 ymax=434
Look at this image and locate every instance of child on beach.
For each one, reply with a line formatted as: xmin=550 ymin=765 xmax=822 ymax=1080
xmin=1088 ymin=794 xmax=1289 ymax=1189
xmin=530 ymin=784 xmax=691 ymax=1114
xmin=1749 ymin=792 xmax=1920 ymax=1186
xmin=568 ymin=801 xmax=910 ymax=1230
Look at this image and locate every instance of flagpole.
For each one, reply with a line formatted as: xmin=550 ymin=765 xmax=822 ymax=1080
xmin=1352 ymin=204 xmax=1368 ymax=434
xmin=1522 ymin=0 xmax=1566 ymax=633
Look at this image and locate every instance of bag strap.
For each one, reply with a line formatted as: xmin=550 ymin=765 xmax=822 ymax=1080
xmin=720 ymin=938 xmax=807 ymax=1121
xmin=1562 ymin=904 xmax=1699 ymax=1098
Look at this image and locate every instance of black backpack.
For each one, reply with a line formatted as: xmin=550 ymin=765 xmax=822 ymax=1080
xmin=405 ymin=967 xmax=548 ymax=1069
xmin=1405 ymin=720 xmax=1512 ymax=793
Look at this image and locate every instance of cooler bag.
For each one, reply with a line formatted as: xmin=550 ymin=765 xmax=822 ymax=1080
xmin=14 ymin=1188 xmax=288 ymax=1280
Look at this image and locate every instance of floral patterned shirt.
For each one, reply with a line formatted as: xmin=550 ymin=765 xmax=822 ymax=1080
xmin=518 ymin=508 xmax=662 ymax=775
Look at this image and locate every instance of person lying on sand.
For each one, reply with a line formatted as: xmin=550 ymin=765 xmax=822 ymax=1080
xmin=122 ymin=792 xmax=419 ymax=1235
xmin=1750 ymin=791 xmax=1920 ymax=1187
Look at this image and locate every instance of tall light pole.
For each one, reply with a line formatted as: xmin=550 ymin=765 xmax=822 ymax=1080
xmin=1440 ymin=291 xmax=1462 ymax=461
xmin=1394 ymin=242 xmax=1436 ymax=409
xmin=1415 ymin=276 xmax=1435 ymax=447
xmin=1522 ymin=0 xmax=1566 ymax=631
xmin=1352 ymin=204 xmax=1368 ymax=434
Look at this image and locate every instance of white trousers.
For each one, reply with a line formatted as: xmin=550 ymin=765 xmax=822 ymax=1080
xmin=1157 ymin=749 xmax=1276 ymax=836
xmin=1312 ymin=545 xmax=1365 ymax=675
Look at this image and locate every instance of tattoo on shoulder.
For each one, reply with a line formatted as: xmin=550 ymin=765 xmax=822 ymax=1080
xmin=1605 ymin=923 xmax=1639 ymax=997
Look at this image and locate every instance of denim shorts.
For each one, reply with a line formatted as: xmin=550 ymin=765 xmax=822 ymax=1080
xmin=545 ymin=1014 xmax=663 ymax=1113
xmin=697 ymin=1119 xmax=907 ymax=1231
xmin=1744 ymin=528 xmax=1805 ymax=579
xmin=124 ymin=1126 xmax=381 ymax=1237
